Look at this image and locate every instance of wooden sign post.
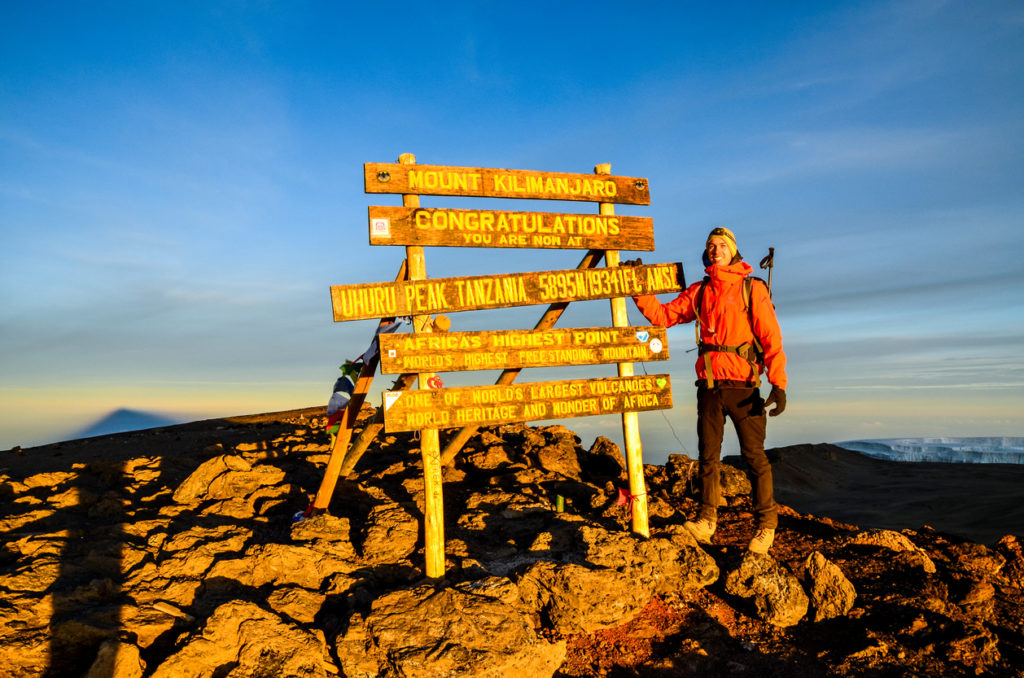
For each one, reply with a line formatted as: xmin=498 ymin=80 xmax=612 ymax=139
xmin=597 ymin=163 xmax=649 ymax=537
xmin=399 ymin=153 xmax=446 ymax=579
xmin=324 ymin=154 xmax=684 ymax=578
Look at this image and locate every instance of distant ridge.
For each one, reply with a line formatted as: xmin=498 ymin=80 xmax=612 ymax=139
xmin=73 ymin=408 xmax=182 ymax=439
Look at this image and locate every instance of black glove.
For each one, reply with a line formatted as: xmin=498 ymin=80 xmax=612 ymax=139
xmin=764 ymin=386 xmax=786 ymax=417
xmin=621 ymin=257 xmax=643 ymax=267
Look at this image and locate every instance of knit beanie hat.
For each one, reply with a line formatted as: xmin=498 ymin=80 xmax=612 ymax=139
xmin=706 ymin=226 xmax=738 ymax=259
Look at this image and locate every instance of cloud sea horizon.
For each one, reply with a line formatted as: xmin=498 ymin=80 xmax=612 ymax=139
xmin=25 ymin=406 xmax=1023 ymax=467
xmin=835 ymin=437 xmax=1024 ymax=464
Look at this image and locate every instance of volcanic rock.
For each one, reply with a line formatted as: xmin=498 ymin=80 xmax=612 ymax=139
xmin=337 ymin=581 xmax=566 ymax=678
xmin=83 ymin=640 xmax=145 ymax=678
xmin=804 ymin=550 xmax=856 ymax=621
xmin=848 ymin=528 xmax=937 ymax=573
xmin=2 ymin=410 xmax=1024 ymax=677
xmin=360 ymin=501 xmax=420 ymax=564
xmin=665 ymin=453 xmax=752 ymax=505
xmin=724 ymin=552 xmax=809 ymax=627
xmin=150 ymin=600 xmax=333 ymax=678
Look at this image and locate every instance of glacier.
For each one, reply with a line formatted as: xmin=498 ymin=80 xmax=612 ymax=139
xmin=834 ymin=437 xmax=1024 ymax=464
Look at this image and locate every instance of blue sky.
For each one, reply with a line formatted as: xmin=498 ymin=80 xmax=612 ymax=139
xmin=2 ymin=1 xmax=1022 ymax=459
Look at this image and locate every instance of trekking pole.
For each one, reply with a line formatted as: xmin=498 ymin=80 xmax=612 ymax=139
xmin=759 ymin=247 xmax=775 ymax=297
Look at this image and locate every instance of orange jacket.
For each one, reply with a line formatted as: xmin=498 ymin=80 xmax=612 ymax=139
xmin=634 ymin=261 xmax=787 ymax=389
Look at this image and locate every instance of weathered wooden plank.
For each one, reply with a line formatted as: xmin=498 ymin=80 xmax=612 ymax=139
xmin=364 ymin=163 xmax=650 ymax=205
xmin=382 ymin=374 xmax=673 ymax=432
xmin=367 ymin=206 xmax=655 ymax=250
xmin=330 ymin=263 xmax=684 ymax=322
xmin=379 ymin=326 xmax=669 ymax=374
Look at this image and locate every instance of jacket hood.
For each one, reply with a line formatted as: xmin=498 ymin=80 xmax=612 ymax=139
xmin=705 ymin=261 xmax=753 ymax=281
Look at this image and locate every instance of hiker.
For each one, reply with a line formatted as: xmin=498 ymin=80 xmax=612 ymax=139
xmin=625 ymin=227 xmax=787 ymax=553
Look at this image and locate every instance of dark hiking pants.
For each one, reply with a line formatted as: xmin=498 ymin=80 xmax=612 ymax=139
xmin=696 ymin=385 xmax=778 ymax=530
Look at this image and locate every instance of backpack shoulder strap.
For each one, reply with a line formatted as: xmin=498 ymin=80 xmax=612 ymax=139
xmin=742 ymin=276 xmax=769 ymax=310
xmin=695 ymin=276 xmax=713 ymax=388
xmin=695 ymin=276 xmax=710 ymax=316
xmin=743 ymin=276 xmax=768 ymax=360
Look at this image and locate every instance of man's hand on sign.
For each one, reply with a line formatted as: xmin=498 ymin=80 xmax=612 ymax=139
xmin=621 ymin=258 xmax=644 ymax=267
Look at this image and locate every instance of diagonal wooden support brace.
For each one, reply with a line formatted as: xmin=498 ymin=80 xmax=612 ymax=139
xmin=438 ymin=248 xmax=606 ymax=466
xmin=309 ymin=259 xmax=408 ymax=512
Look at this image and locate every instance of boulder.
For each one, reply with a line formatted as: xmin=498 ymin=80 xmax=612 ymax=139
xmin=124 ymin=456 xmax=162 ymax=484
xmin=0 ymin=507 xmax=56 ymax=533
xmin=268 ymin=587 xmax=327 ymax=625
xmin=290 ymin=513 xmax=360 ymax=563
xmin=200 ymin=483 xmax=295 ymax=519
xmin=0 ymin=556 xmax=61 ymax=593
xmin=121 ymin=603 xmax=189 ymax=649
xmin=0 ymin=622 xmax=49 ymax=677
xmin=83 ymin=640 xmax=145 ymax=678
xmin=518 ymin=560 xmax=651 ymax=634
xmin=465 ymin=444 xmax=514 ymax=470
xmin=292 ymin=513 xmax=355 ymax=545
xmin=666 ymin=454 xmax=698 ymax=497
xmin=580 ymin=524 xmax=719 ymax=595
xmin=725 ymin=553 xmax=809 ymax=627
xmin=804 ymin=551 xmax=856 ymax=621
xmin=534 ymin=443 xmax=582 ymax=480
xmin=944 ymin=623 xmax=1002 ymax=673
xmin=143 ymin=525 xmax=251 ymax=583
xmin=665 ymin=454 xmax=752 ymax=502
xmin=516 ymin=524 xmax=718 ymax=634
xmin=719 ymin=457 xmax=754 ymax=498
xmin=207 ymin=542 xmax=358 ymax=590
xmin=172 ymin=454 xmax=285 ymax=504
xmin=360 ymin=502 xmax=420 ymax=564
xmin=16 ymin=470 xmax=77 ymax=492
xmin=948 ymin=542 xmax=1006 ymax=578
xmin=585 ymin=436 xmax=627 ymax=480
xmin=848 ymin=529 xmax=936 ymax=573
xmin=995 ymin=535 xmax=1024 ymax=588
xmin=337 ymin=582 xmax=565 ymax=678
xmin=150 ymin=601 xmax=333 ymax=678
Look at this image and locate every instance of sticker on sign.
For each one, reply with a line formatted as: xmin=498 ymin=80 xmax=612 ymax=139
xmin=383 ymin=391 xmax=402 ymax=411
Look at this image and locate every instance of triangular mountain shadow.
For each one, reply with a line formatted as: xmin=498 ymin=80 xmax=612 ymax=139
xmin=72 ymin=408 xmax=182 ymax=439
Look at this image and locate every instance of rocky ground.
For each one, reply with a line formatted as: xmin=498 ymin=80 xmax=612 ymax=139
xmin=2 ymin=406 xmax=1023 ymax=677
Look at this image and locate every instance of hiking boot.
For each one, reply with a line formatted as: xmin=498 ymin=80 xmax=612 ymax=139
xmin=683 ymin=517 xmax=716 ymax=544
xmin=747 ymin=528 xmax=775 ymax=554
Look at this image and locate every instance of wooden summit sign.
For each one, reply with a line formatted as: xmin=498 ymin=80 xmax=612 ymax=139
xmin=367 ymin=206 xmax=654 ymax=250
xmin=331 ymin=262 xmax=683 ymax=322
xmin=313 ymin=154 xmax=676 ymax=577
xmin=365 ymin=163 xmax=650 ymax=204
xmin=379 ymin=326 xmax=670 ymax=374
xmin=382 ymin=374 xmax=673 ymax=433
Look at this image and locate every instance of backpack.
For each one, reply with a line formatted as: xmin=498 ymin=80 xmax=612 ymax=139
xmin=693 ymin=275 xmax=769 ymax=388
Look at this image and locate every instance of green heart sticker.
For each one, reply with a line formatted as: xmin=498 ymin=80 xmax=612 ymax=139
xmin=656 ymin=378 xmax=667 ymax=388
